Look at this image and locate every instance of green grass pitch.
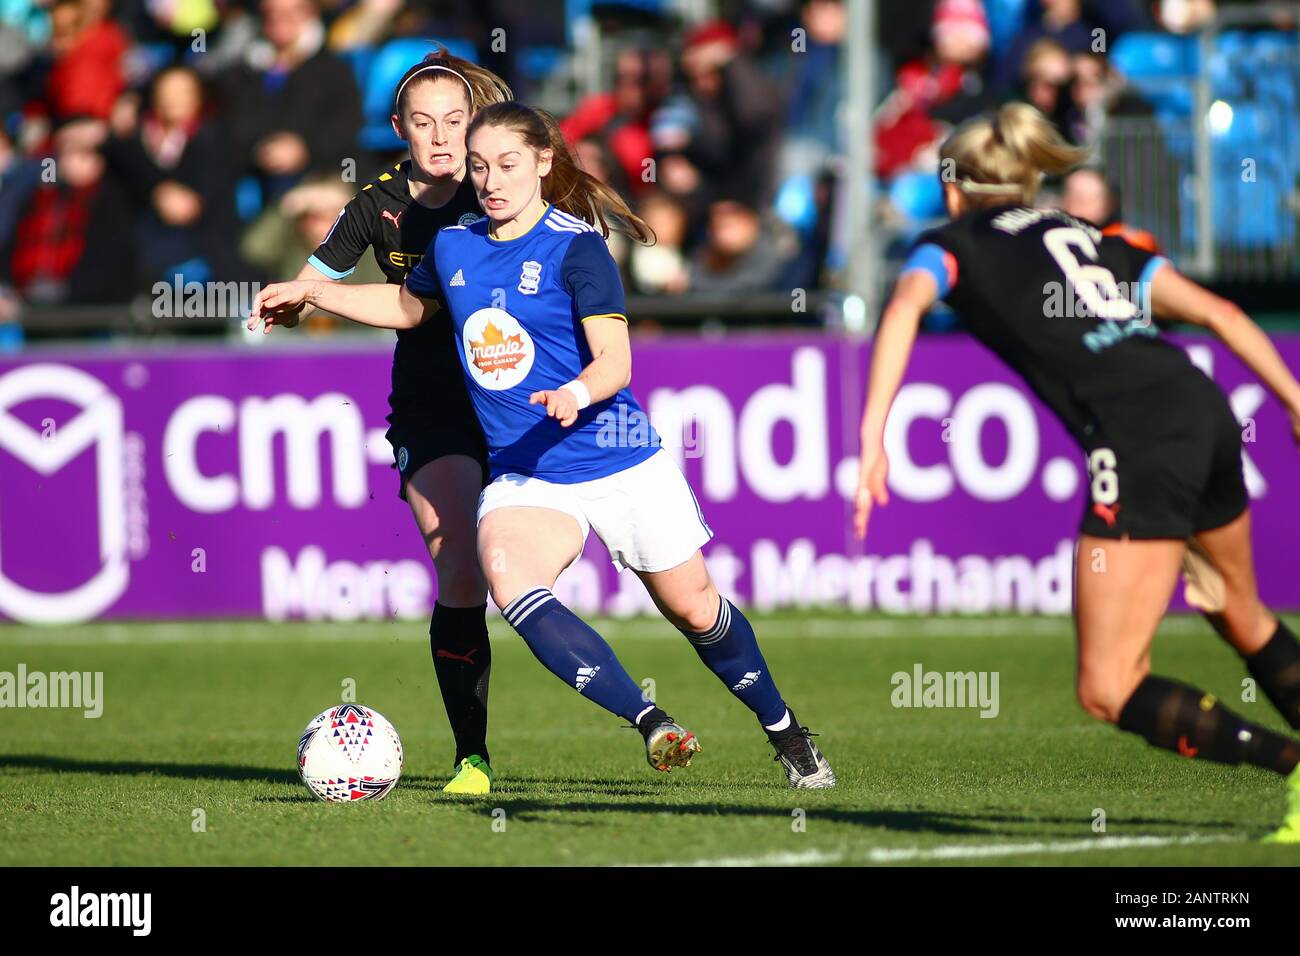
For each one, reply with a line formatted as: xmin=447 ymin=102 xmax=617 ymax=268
xmin=2 ymin=612 xmax=1298 ymax=866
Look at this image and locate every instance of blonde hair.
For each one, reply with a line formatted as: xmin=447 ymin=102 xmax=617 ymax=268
xmin=939 ymin=102 xmax=1090 ymax=206
xmin=467 ymin=101 xmax=654 ymax=244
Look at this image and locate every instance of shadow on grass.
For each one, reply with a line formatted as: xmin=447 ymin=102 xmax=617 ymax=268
xmin=448 ymin=798 xmax=1243 ymax=837
xmin=2 ymin=756 xmax=1243 ymax=838
xmin=0 ymin=754 xmax=299 ymax=786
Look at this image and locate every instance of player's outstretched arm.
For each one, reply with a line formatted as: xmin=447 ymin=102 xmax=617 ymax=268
xmin=248 ymin=280 xmax=433 ymax=333
xmin=278 ymin=260 xmax=337 ymax=326
xmin=1149 ymin=264 xmax=1300 ymax=444
xmin=855 ymin=270 xmax=937 ymax=540
xmin=530 ymin=316 xmax=633 ymax=428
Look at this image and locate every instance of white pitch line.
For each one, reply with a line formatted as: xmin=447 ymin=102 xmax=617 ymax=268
xmin=629 ymin=847 xmax=850 ymax=867
xmin=865 ymin=833 xmax=1241 ymax=862
xmin=627 ymin=833 xmax=1244 ymax=867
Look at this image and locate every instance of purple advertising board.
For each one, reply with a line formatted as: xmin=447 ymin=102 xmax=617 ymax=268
xmin=0 ymin=333 xmax=1296 ymax=624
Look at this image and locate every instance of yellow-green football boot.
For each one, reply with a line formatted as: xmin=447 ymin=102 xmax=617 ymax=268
xmin=1264 ymin=762 xmax=1300 ymax=843
xmin=443 ymin=755 xmax=493 ymax=795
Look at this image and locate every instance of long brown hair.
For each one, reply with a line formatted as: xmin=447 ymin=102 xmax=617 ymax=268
xmin=940 ymin=102 xmax=1090 ymax=206
xmin=466 ymin=101 xmax=654 ymax=244
xmin=393 ymin=47 xmax=513 ymax=119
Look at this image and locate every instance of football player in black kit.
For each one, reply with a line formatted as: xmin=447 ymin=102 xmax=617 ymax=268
xmin=257 ymin=50 xmax=511 ymax=793
xmin=854 ymin=102 xmax=1300 ymax=842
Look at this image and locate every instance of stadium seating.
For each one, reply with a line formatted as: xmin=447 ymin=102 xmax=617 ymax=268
xmin=235 ymin=175 xmax=263 ymax=222
xmin=1110 ymin=32 xmax=1198 ymax=79
xmin=774 ymin=173 xmax=818 ymax=237
xmin=984 ymin=0 xmax=1030 ymax=60
xmin=887 ymin=170 xmax=945 ymax=222
xmin=518 ymin=45 xmax=567 ymax=86
xmin=360 ymin=38 xmax=479 ymax=152
xmin=337 ymin=46 xmax=374 ymax=93
xmin=565 ymin=0 xmax=667 ymax=41
xmin=1116 ymin=30 xmax=1299 ymax=253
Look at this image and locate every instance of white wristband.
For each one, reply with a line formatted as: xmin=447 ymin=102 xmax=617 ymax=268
xmin=560 ymin=380 xmax=591 ymax=409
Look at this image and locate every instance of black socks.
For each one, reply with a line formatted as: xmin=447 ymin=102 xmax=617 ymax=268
xmin=429 ymin=602 xmax=492 ymax=767
xmin=1246 ymin=619 xmax=1300 ymax=730
xmin=1117 ymin=675 xmax=1300 ymax=775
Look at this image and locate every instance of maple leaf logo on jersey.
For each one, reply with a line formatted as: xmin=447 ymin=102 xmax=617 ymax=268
xmin=381 ymin=209 xmax=402 ymax=229
xmin=469 ymin=320 xmax=527 ymax=377
xmin=462 ymin=307 xmax=535 ymax=390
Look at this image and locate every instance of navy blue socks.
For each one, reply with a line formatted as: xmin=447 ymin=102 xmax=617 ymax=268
xmin=502 ymin=587 xmax=651 ymax=725
xmin=680 ymin=597 xmax=789 ymax=729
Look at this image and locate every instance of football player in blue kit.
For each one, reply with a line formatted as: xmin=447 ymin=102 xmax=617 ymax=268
xmin=251 ymin=102 xmax=835 ymax=789
xmin=254 ymin=50 xmax=512 ymax=795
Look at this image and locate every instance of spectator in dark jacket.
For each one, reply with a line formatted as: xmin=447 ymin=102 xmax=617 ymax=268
xmin=686 ymin=195 xmax=799 ymax=295
xmin=1065 ymin=48 xmax=1153 ymax=148
xmin=652 ymin=21 xmax=782 ymax=212
xmin=994 ymin=0 xmax=1098 ymax=91
xmin=214 ymin=0 xmax=362 ymax=202
xmin=767 ymin=0 xmax=847 ymax=183
xmin=0 ymin=124 xmax=42 ymax=250
xmin=1017 ymin=37 xmax=1075 ymax=141
xmin=101 ymin=65 xmax=246 ymax=288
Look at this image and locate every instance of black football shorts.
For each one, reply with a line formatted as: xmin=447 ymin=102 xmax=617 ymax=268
xmin=1078 ymin=370 xmax=1249 ymax=540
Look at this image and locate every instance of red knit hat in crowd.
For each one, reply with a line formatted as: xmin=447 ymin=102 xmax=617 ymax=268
xmin=683 ymin=20 xmax=740 ymax=52
xmin=932 ymin=0 xmax=991 ymax=48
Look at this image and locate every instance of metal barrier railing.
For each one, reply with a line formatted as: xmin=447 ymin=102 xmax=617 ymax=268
xmin=1194 ymin=4 xmax=1300 ymax=279
xmin=10 ymin=290 xmax=839 ymax=340
xmin=1097 ymin=8 xmax=1300 ymax=279
xmin=1095 ymin=117 xmax=1190 ymax=265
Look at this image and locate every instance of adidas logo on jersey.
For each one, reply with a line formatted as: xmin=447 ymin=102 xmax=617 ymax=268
xmin=731 ymin=670 xmax=762 ymax=692
xmin=575 ymin=666 xmax=601 ymax=692
xmin=450 ymin=268 xmax=465 ymax=287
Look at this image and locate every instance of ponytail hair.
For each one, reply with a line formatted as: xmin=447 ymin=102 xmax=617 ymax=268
xmin=467 ymin=100 xmax=654 ymax=244
xmin=393 ymin=46 xmax=513 ymax=118
xmin=939 ymin=102 xmax=1090 ymax=205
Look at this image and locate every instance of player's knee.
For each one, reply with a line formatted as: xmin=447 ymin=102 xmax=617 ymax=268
xmin=436 ymin=566 xmax=487 ymax=606
xmin=433 ymin=541 xmax=487 ymax=605
xmin=676 ymin=599 xmax=717 ymax=634
xmin=486 ymin=579 xmax=525 ymax=616
xmin=658 ymin=581 xmax=719 ymax=633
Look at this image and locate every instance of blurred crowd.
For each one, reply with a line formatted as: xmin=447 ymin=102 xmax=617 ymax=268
xmin=0 ymin=0 xmax=1268 ymax=333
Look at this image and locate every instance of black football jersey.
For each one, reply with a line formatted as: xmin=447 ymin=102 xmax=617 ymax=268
xmin=310 ymin=161 xmax=485 ymax=418
xmin=914 ymin=204 xmax=1198 ymax=442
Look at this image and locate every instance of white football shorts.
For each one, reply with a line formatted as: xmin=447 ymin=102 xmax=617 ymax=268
xmin=476 ymin=449 xmax=714 ymax=573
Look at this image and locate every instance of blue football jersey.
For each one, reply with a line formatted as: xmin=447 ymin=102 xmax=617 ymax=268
xmin=405 ymin=203 xmax=661 ymax=483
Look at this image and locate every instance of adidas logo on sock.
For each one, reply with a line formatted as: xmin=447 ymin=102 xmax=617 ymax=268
xmin=731 ymin=670 xmax=762 ymax=692
xmin=449 ymin=268 xmax=465 ymax=286
xmin=575 ymin=666 xmax=601 ymax=692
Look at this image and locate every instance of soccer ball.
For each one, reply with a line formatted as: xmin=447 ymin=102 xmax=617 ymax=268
xmin=297 ymin=704 xmax=403 ymax=802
